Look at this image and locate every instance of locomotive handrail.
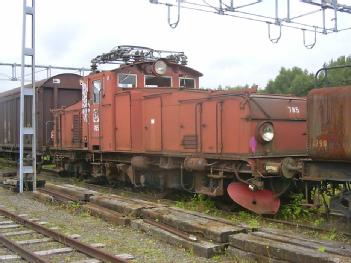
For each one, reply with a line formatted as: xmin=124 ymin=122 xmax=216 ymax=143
xmin=314 ymin=64 xmax=351 ymax=87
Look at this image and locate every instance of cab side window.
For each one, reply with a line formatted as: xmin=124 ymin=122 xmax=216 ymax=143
xmin=179 ymin=78 xmax=195 ymax=89
xmin=145 ymin=75 xmax=172 ymax=88
xmin=118 ymin=73 xmax=136 ymax=88
xmin=93 ymin=80 xmax=102 ymax=104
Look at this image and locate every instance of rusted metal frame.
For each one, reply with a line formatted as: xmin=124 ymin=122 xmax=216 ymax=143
xmin=113 ymin=93 xmax=117 ymax=150
xmin=143 ymin=218 xmax=198 ymax=242
xmin=195 ymin=103 xmax=199 ymax=152
xmin=98 ymin=78 xmax=103 ymax=149
xmin=246 ymin=117 xmax=306 ymax=121
xmin=0 ymin=207 xmax=129 ymax=263
xmin=160 ymin=96 xmax=164 ymax=151
xmin=250 ymin=94 xmax=306 ymax=101
xmin=197 ymin=103 xmax=203 ymax=153
xmin=217 ymin=101 xmax=223 ymax=153
xmin=142 ymin=91 xmax=173 ymax=99
xmin=0 ymin=234 xmax=48 ymax=263
xmin=233 ymin=162 xmax=250 ymax=184
xmin=179 ymin=93 xmax=247 ymax=104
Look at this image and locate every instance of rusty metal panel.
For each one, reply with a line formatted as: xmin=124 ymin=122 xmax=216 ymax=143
xmin=249 ymin=95 xmax=306 ymax=120
xmin=308 ymin=86 xmax=351 ymax=160
xmin=130 ymin=91 xmax=143 ymax=151
xmin=179 ymin=103 xmax=197 ymax=152
xmin=100 ymin=103 xmax=113 ymax=152
xmin=143 ymin=97 xmax=162 ymax=151
xmin=160 ymin=92 xmax=181 ymax=152
xmin=247 ymin=95 xmax=307 ymax=156
xmin=201 ymin=101 xmax=218 ymax=153
xmin=221 ymin=98 xmax=248 ymax=154
xmin=115 ymin=94 xmax=131 ymax=151
xmin=303 ymin=160 xmax=351 ymax=181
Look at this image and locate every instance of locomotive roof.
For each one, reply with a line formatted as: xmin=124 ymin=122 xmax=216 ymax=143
xmin=110 ymin=60 xmax=203 ymax=77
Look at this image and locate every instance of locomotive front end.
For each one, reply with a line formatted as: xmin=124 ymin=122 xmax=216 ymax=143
xmin=227 ymin=94 xmax=307 ymax=214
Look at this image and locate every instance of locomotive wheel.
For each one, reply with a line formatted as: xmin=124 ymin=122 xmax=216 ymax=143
xmin=270 ymin=177 xmax=291 ymax=198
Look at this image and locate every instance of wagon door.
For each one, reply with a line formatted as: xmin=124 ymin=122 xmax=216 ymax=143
xmin=143 ymin=97 xmax=162 ymax=151
xmin=201 ymin=101 xmax=218 ymax=153
xmin=115 ymin=94 xmax=131 ymax=151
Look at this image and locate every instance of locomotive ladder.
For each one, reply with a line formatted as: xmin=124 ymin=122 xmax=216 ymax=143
xmin=19 ymin=0 xmax=36 ymax=193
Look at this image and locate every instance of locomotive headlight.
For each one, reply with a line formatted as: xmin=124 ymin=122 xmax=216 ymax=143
xmin=258 ymin=122 xmax=274 ymax=143
xmin=154 ymin=60 xmax=167 ymax=75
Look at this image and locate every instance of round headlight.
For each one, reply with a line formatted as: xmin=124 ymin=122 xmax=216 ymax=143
xmin=258 ymin=122 xmax=274 ymax=143
xmin=154 ymin=60 xmax=167 ymax=75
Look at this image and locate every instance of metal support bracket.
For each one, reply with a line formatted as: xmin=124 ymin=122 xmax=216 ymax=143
xmin=167 ymin=0 xmax=180 ymax=29
xmin=267 ymin=22 xmax=282 ymax=44
xmin=302 ymin=27 xmax=317 ymax=49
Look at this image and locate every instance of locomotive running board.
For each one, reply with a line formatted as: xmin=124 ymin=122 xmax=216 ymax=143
xmin=227 ymin=182 xmax=280 ymax=215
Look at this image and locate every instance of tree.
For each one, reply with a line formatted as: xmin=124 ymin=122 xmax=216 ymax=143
xmin=264 ymin=67 xmax=315 ymax=96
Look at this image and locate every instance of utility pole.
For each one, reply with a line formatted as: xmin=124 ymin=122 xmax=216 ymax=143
xmin=19 ymin=0 xmax=36 ymax=193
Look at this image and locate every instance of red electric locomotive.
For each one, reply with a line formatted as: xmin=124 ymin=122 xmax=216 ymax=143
xmin=51 ymin=46 xmax=307 ymax=214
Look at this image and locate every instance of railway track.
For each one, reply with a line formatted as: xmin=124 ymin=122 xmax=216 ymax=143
xmin=33 ymin=183 xmax=351 ymax=262
xmin=36 ymin=170 xmax=351 ymax=239
xmin=0 ymin=205 xmax=130 ymax=263
xmin=261 ymin=216 xmax=351 ymax=239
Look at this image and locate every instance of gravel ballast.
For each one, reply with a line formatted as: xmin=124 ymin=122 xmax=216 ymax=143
xmin=0 ymin=187 xmax=243 ymax=263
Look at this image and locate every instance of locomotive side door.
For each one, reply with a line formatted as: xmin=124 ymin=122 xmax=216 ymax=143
xmin=143 ymin=97 xmax=162 ymax=151
xmin=201 ymin=101 xmax=219 ymax=153
xmin=89 ymin=79 xmax=101 ymax=150
xmin=115 ymin=93 xmax=131 ymax=151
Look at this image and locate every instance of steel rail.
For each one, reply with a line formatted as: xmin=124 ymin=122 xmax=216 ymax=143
xmin=0 ymin=207 xmax=129 ymax=263
xmin=143 ymin=218 xmax=198 ymax=242
xmin=38 ymin=188 xmax=82 ymax=203
xmin=0 ymin=234 xmax=48 ymax=263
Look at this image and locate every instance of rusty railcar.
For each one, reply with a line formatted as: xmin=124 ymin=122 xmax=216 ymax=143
xmin=0 ymin=73 xmax=82 ymax=157
xmin=303 ymin=86 xmax=351 ymax=217
xmin=52 ymin=46 xmax=308 ymax=215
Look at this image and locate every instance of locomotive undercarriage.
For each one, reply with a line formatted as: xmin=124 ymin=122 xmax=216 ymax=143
xmin=51 ymin=149 xmax=304 ymax=214
xmin=302 ymin=160 xmax=351 ymax=220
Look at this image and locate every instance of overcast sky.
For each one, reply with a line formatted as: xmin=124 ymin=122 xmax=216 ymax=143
xmin=0 ymin=0 xmax=350 ymax=92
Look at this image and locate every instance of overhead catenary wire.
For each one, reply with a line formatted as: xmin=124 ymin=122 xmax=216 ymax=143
xmin=150 ymin=0 xmax=351 ymax=48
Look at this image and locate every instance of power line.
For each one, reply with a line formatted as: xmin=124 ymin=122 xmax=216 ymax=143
xmin=0 ymin=62 xmax=90 ymax=81
xmin=149 ymin=0 xmax=351 ymax=48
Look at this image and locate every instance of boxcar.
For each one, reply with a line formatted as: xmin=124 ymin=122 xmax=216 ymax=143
xmin=0 ymin=73 xmax=82 ymax=156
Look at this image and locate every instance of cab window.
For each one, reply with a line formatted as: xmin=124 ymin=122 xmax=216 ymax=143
xmin=118 ymin=73 xmax=136 ymax=88
xmin=179 ymin=78 xmax=195 ymax=89
xmin=145 ymin=75 xmax=172 ymax=88
xmin=93 ymin=80 xmax=101 ymax=103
